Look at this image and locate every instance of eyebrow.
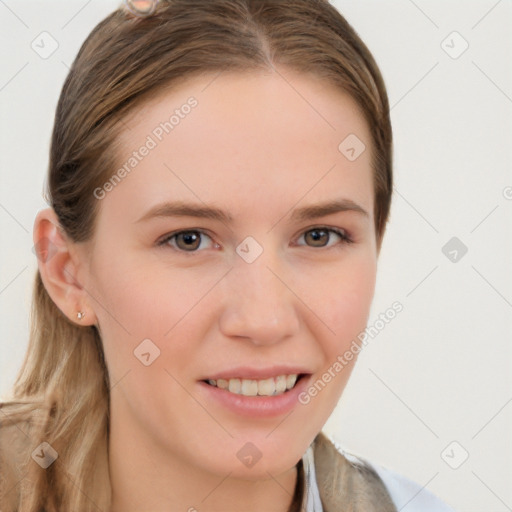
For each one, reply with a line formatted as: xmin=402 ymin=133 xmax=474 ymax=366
xmin=135 ymin=198 xmax=369 ymax=225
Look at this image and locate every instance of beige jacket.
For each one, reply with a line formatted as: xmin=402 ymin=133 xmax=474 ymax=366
xmin=305 ymin=432 xmax=398 ymax=511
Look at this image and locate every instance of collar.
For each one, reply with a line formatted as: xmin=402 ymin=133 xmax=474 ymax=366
xmin=299 ymin=432 xmax=398 ymax=512
xmin=301 ymin=442 xmax=323 ymax=512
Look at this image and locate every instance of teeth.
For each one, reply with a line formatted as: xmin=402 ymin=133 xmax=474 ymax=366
xmin=228 ymin=378 xmax=241 ymax=394
xmin=217 ymin=378 xmax=229 ymax=390
xmin=241 ymin=379 xmax=258 ymax=396
xmin=286 ymin=374 xmax=297 ymax=389
xmin=206 ymin=374 xmax=300 ymax=397
xmin=257 ymin=378 xmax=275 ymax=396
xmin=275 ymin=375 xmax=287 ymax=394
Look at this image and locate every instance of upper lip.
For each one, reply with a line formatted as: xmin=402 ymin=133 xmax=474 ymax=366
xmin=201 ymin=365 xmax=311 ymax=381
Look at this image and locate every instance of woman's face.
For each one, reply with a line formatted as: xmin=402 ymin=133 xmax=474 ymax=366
xmin=78 ymin=68 xmax=377 ymax=480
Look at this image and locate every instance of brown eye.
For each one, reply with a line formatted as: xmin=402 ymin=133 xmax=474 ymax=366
xmin=175 ymin=231 xmax=201 ymax=251
xmin=298 ymin=227 xmax=352 ymax=248
xmin=304 ymin=228 xmax=330 ymax=247
xmin=158 ymin=230 xmax=216 ymax=252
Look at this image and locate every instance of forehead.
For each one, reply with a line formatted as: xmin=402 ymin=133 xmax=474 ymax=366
xmin=106 ymin=68 xmax=374 ymax=224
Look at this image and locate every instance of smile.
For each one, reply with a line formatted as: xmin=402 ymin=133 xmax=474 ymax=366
xmin=204 ymin=374 xmax=303 ymax=397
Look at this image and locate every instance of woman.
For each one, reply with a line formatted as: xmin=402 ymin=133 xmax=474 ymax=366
xmin=0 ymin=1 xmax=457 ymax=510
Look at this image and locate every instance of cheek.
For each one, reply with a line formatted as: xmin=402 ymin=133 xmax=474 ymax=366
xmin=296 ymin=255 xmax=376 ymax=416
xmin=87 ymin=254 xmax=220 ymax=373
xmin=88 ymin=253 xmax=189 ymax=335
xmin=305 ymin=252 xmax=377 ymax=366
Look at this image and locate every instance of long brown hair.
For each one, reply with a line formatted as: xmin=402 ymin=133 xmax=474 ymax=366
xmin=0 ymin=1 xmax=392 ymax=510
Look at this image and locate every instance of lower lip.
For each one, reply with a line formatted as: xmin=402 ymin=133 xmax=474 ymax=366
xmin=197 ymin=375 xmax=312 ymax=418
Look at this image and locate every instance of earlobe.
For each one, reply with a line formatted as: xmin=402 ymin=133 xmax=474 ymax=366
xmin=33 ymin=207 xmax=97 ymax=326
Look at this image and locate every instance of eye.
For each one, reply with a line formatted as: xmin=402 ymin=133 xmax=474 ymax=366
xmin=157 ymin=230 xmax=218 ymax=252
xmin=296 ymin=226 xmax=353 ymax=248
xmin=157 ymin=226 xmax=353 ymax=253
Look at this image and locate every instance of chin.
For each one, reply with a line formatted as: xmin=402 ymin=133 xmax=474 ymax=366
xmin=204 ymin=432 xmax=307 ymax=479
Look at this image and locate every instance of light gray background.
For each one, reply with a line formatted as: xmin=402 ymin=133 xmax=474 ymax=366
xmin=0 ymin=1 xmax=511 ymax=510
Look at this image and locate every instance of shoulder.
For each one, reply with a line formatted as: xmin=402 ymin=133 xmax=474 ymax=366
xmin=312 ymin=432 xmax=397 ymax=511
xmin=325 ymin=434 xmax=457 ymax=512
xmin=368 ymin=461 xmax=457 ymax=512
xmin=0 ymin=403 xmax=34 ymax=511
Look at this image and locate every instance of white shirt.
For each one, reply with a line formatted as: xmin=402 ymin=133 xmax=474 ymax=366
xmin=302 ymin=441 xmax=458 ymax=512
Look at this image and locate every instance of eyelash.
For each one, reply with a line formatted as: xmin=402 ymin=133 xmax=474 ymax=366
xmin=156 ymin=226 xmax=354 ymax=252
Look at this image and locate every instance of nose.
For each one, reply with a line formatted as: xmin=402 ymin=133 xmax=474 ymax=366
xmin=218 ymin=253 xmax=300 ymax=346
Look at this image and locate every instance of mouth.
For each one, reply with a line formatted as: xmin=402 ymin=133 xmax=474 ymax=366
xmin=201 ymin=373 xmax=308 ymax=397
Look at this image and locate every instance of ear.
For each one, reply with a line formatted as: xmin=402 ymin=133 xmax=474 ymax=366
xmin=33 ymin=207 xmax=97 ymax=327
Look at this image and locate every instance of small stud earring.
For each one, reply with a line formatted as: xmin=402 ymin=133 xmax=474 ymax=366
xmin=77 ymin=311 xmax=85 ymax=320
